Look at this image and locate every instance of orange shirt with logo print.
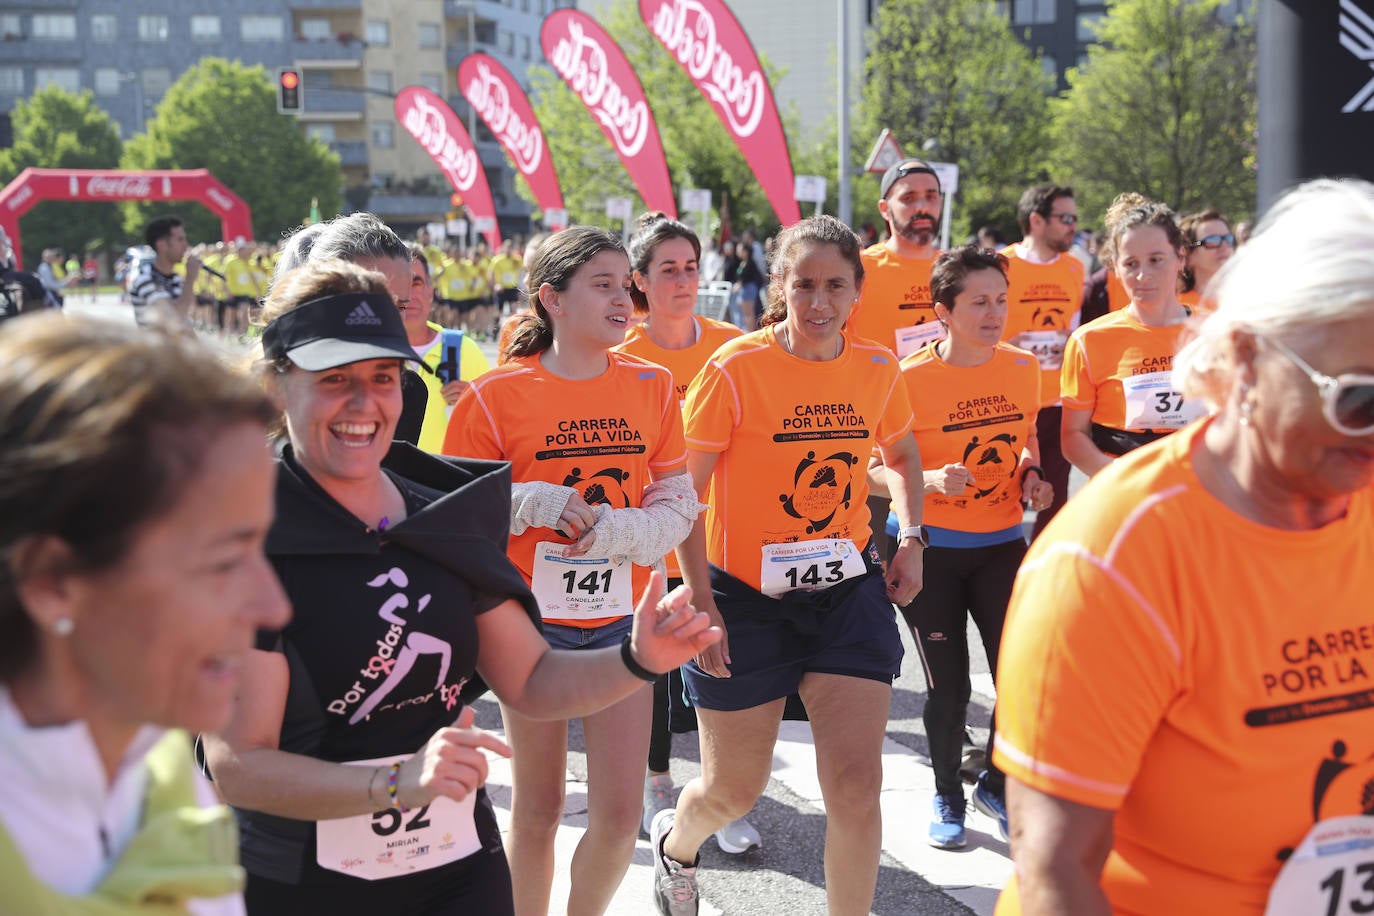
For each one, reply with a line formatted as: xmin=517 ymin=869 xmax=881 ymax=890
xmin=1061 ymin=309 xmax=1197 ymax=434
xmin=682 ymin=327 xmax=914 ymax=593
xmin=999 ymin=246 xmax=1084 ymax=405
xmin=993 ymin=421 xmax=1374 ymax=915
xmin=901 ymin=342 xmax=1041 ymax=533
xmin=849 ymin=244 xmax=942 ymax=358
xmin=442 ymin=351 xmax=687 ymax=627
xmin=615 ymin=316 xmax=742 ymax=579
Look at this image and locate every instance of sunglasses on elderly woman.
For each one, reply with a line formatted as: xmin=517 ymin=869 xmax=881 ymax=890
xmin=1263 ymin=336 xmax=1374 ymax=436
xmin=1192 ymin=233 xmax=1236 ymax=250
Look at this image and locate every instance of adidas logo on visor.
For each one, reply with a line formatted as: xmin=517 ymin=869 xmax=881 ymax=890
xmin=345 ymin=301 xmax=383 ymax=327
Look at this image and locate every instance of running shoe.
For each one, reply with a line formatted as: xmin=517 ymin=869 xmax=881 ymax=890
xmin=651 ymin=809 xmax=699 ymax=915
xmin=714 ymin=816 xmax=762 ymax=854
xmin=643 ymin=773 xmax=675 ymax=836
xmin=971 ymin=771 xmax=1009 ymax=842
xmin=929 ymin=793 xmax=967 ymax=849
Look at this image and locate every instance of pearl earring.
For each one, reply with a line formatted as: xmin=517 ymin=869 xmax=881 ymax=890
xmin=52 ymin=618 xmax=74 ymax=637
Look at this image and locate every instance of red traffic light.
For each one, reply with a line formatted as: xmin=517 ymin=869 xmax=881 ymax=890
xmin=277 ymin=68 xmax=302 ymax=114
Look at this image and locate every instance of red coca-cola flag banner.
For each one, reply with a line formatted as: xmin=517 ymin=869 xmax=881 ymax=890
xmin=640 ymin=0 xmax=799 ymax=226
xmin=458 ymin=54 xmax=566 ymax=229
xmin=394 ymin=86 xmax=503 ymax=249
xmin=540 ymin=9 xmax=678 ymax=219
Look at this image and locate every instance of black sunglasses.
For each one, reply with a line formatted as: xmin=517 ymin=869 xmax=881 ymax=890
xmin=1192 ymin=233 xmax=1235 ymax=250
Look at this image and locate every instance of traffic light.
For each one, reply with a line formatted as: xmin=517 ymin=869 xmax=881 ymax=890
xmin=277 ymin=68 xmax=302 ymax=114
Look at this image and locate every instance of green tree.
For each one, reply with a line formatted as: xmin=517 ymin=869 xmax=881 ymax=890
xmin=0 ymin=85 xmax=124 ymax=267
xmin=1052 ymin=0 xmax=1256 ymax=226
xmin=522 ymin=0 xmax=792 ymax=239
xmin=859 ymin=0 xmax=1054 ymax=241
xmin=120 ymin=59 xmax=342 ymax=244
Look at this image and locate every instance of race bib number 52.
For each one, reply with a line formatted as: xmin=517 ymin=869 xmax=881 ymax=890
xmin=316 ymin=756 xmax=481 ymax=881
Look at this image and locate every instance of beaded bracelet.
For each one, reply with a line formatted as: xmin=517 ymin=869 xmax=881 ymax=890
xmin=386 ymin=760 xmax=408 ymax=812
xmin=620 ymin=634 xmax=659 ymax=683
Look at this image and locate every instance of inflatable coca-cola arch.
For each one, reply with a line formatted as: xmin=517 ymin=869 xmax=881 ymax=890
xmin=0 ymin=168 xmax=253 ymax=270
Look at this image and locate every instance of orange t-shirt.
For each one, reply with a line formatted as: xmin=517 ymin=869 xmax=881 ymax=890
xmin=614 ymin=316 xmax=742 ymax=577
xmin=999 ymin=245 xmax=1084 ymax=405
xmin=442 ymin=351 xmax=687 ymax=627
xmin=993 ymin=421 xmax=1374 ymax=915
xmin=682 ymin=327 xmax=913 ymax=593
xmin=901 ymin=342 xmax=1041 ymax=532
xmin=848 ymin=244 xmax=942 ymax=358
xmin=1061 ymin=309 xmax=1200 ymax=433
xmin=1107 ymin=269 xmax=1129 ymax=312
xmin=613 ymin=316 xmax=743 ymax=409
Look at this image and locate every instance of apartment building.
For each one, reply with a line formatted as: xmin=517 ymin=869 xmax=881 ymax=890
xmin=0 ymin=0 xmax=572 ymax=236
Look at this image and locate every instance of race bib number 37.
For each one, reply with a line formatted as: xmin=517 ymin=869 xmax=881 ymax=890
xmin=316 ymin=756 xmax=481 ymax=881
xmin=760 ymin=539 xmax=865 ymax=597
xmin=531 ymin=541 xmax=633 ymax=619
xmin=1122 ymin=370 xmax=1205 ymax=430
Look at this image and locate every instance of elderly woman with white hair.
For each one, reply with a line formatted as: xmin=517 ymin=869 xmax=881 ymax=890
xmin=991 ymin=178 xmax=1374 ymax=916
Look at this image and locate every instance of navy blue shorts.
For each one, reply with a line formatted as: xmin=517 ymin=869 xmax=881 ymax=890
xmin=541 ymin=615 xmax=632 ymax=651
xmin=682 ymin=562 xmax=903 ymax=712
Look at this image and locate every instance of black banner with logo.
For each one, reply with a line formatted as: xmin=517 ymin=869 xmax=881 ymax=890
xmin=1259 ymin=0 xmax=1374 ymax=210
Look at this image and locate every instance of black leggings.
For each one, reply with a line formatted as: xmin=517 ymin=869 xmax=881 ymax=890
xmin=1031 ymin=406 xmax=1071 ymax=540
xmin=244 ymin=847 xmax=514 ymax=915
xmin=899 ymin=538 xmax=1026 ymax=799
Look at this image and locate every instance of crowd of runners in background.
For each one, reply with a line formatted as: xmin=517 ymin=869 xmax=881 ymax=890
xmin=2 ymin=168 xmax=1372 ymax=916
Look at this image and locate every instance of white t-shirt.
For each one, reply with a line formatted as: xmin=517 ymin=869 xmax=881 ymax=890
xmin=0 ymin=688 xmax=244 ymax=915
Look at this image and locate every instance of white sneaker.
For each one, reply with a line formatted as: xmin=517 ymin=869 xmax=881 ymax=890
xmin=651 ymin=809 xmax=699 ymax=915
xmin=643 ymin=773 xmax=675 ymax=836
xmin=714 ymin=816 xmax=762 ymax=854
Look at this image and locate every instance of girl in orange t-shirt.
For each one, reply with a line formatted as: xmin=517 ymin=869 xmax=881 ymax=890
xmin=1061 ymin=193 xmax=1205 ymax=476
xmin=611 ymin=212 xmax=760 ymax=853
xmin=652 ymin=216 xmax=926 ymax=915
xmin=443 ymin=226 xmax=702 ymax=916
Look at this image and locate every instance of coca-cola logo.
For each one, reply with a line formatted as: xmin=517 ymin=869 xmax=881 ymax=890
xmin=400 ymin=93 xmax=480 ymax=191
xmin=85 ymin=175 xmax=154 ymax=198
xmin=205 ymin=187 xmax=234 ymax=211
xmin=6 ymin=185 xmax=33 ymax=212
xmin=549 ymin=21 xmax=650 ymax=158
xmin=465 ymin=62 xmax=544 ymax=174
xmin=648 ymin=0 xmax=766 ymax=138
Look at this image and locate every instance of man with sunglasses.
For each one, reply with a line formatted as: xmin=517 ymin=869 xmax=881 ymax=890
xmin=999 ymin=184 xmax=1084 ymax=537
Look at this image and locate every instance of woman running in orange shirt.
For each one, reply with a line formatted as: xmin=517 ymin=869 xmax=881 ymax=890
xmin=651 ymin=215 xmax=926 ymax=916
xmin=884 ymin=245 xmax=1052 ymax=850
xmin=611 ymin=213 xmax=759 ymax=853
xmin=443 ymin=226 xmax=705 ymax=916
xmin=1061 ymin=193 xmax=1205 ymax=475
